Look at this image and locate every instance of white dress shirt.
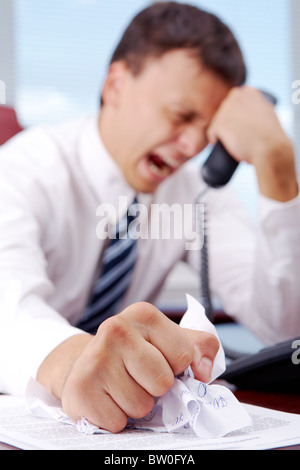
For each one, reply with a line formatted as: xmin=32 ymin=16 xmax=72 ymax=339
xmin=0 ymin=114 xmax=299 ymax=396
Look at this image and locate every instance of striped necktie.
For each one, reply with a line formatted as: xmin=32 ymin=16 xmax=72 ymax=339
xmin=77 ymin=199 xmax=138 ymax=333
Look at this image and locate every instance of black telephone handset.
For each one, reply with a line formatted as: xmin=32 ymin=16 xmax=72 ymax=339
xmin=199 ymin=90 xmax=300 ymax=394
xmin=201 ymin=90 xmax=278 ymax=188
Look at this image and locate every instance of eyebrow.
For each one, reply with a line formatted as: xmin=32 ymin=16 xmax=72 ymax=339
xmin=168 ymin=99 xmax=205 ymax=114
xmin=169 ymin=105 xmax=204 ymax=122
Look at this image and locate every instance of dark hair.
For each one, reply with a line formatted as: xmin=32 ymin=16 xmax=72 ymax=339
xmin=109 ymin=1 xmax=247 ymax=86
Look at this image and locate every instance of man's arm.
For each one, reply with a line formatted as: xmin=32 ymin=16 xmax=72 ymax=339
xmin=207 ymin=86 xmax=298 ymax=202
xmin=202 ymin=86 xmax=300 ymax=344
xmin=37 ymin=302 xmax=219 ymax=433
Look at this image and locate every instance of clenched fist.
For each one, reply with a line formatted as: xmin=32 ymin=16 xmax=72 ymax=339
xmin=37 ymin=302 xmax=219 ymax=432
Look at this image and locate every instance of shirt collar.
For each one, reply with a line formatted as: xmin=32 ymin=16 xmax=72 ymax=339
xmin=78 ymin=114 xmax=136 ymax=216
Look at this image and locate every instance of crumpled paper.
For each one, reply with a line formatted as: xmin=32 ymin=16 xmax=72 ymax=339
xmin=26 ymin=295 xmax=252 ymax=437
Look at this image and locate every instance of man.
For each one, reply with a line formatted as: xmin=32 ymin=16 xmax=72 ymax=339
xmin=0 ymin=2 xmax=299 ymax=433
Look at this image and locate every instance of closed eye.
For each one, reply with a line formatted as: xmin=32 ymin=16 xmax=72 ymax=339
xmin=172 ymin=111 xmax=197 ymax=125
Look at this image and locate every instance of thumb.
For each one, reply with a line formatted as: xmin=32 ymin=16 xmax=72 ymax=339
xmin=183 ymin=329 xmax=220 ymax=383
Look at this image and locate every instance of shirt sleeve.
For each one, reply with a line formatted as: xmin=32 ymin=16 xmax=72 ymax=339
xmin=250 ymin=193 xmax=300 ymax=343
xmin=187 ymin=186 xmax=300 ymax=345
xmin=0 ymin=138 xmax=85 ymax=396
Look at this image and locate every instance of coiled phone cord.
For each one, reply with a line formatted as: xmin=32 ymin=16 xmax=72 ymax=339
xmin=196 ymin=189 xmax=247 ymax=360
xmin=196 ymin=188 xmax=214 ymax=323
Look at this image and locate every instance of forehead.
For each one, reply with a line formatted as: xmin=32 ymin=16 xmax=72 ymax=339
xmin=130 ymin=49 xmax=230 ymax=116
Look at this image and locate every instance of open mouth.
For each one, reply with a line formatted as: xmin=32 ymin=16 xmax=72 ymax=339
xmin=146 ymin=153 xmax=181 ymax=179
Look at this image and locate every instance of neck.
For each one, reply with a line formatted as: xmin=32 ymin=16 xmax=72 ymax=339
xmin=97 ymin=108 xmax=118 ymax=160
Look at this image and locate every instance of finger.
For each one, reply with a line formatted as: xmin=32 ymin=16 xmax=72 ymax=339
xmin=122 ymin=336 xmax=175 ymax=397
xmin=83 ymin=390 xmax=129 ymax=434
xmin=101 ymin=306 xmax=176 ymax=397
xmin=93 ymin=309 xmax=174 ymax=403
xmin=101 ymin=358 xmax=155 ymax=419
xmin=122 ymin=302 xmax=194 ymax=377
xmin=184 ymin=329 xmax=220 ymax=383
xmin=61 ymin=369 xmax=129 ymax=434
xmin=61 ymin=339 xmax=155 ymax=433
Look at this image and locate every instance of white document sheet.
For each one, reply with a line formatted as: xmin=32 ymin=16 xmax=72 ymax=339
xmin=0 ymin=395 xmax=300 ymax=450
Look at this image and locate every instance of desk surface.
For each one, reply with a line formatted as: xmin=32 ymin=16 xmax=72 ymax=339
xmin=234 ymin=389 xmax=300 ymax=415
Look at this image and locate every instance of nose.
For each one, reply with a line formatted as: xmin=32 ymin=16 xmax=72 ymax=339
xmin=176 ymin=125 xmax=207 ymax=159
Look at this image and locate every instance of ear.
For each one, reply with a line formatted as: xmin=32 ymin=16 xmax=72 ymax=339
xmin=101 ymin=61 xmax=128 ymax=107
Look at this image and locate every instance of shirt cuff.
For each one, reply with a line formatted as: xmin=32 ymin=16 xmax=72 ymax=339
xmin=258 ymin=192 xmax=300 ymax=258
xmin=0 ymin=294 xmax=87 ymax=397
xmin=259 ymin=191 xmax=300 ymax=219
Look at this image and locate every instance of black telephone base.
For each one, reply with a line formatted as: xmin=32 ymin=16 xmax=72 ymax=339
xmin=220 ymin=338 xmax=300 ymax=394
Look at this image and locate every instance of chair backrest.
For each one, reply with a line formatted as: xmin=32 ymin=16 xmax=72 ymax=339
xmin=0 ymin=105 xmax=23 ymax=145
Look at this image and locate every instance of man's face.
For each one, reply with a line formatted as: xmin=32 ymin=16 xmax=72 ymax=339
xmin=100 ymin=49 xmax=231 ymax=193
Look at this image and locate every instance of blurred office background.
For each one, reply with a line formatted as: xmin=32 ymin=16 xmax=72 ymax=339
xmin=1 ymin=0 xmax=299 ymax=324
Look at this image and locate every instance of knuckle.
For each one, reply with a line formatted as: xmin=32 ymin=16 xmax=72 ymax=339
xmin=119 ymin=301 xmax=164 ymax=333
xmin=99 ymin=315 xmax=130 ymax=345
xmin=132 ymin=301 xmax=163 ymax=327
xmin=200 ymin=332 xmax=220 ymax=358
xmin=210 ymin=334 xmax=220 ymax=354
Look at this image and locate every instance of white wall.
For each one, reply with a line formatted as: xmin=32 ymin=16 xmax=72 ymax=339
xmin=291 ymin=0 xmax=300 ymax=173
xmin=0 ymin=0 xmax=15 ymax=105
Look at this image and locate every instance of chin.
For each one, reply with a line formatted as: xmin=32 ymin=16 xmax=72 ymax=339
xmin=127 ymin=176 xmax=159 ymax=194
